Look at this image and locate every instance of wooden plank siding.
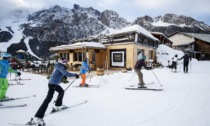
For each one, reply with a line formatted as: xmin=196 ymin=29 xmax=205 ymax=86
xmin=195 ymin=39 xmax=210 ymax=54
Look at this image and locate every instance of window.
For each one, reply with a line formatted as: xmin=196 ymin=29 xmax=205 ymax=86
xmin=59 ymin=53 xmax=69 ymax=60
xmin=73 ymin=52 xmax=86 ymax=61
xmin=92 ymin=52 xmax=96 ymax=63
xmin=149 ymin=50 xmax=153 ymax=59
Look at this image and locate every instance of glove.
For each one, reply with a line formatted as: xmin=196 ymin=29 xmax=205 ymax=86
xmin=88 ymin=68 xmax=91 ymax=73
xmin=17 ymin=72 xmax=21 ymax=76
xmin=63 ymin=75 xmax=67 ymax=80
xmin=75 ymin=74 xmax=79 ymax=79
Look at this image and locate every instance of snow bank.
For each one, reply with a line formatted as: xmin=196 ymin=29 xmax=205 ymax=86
xmin=156 ymin=44 xmax=188 ymax=66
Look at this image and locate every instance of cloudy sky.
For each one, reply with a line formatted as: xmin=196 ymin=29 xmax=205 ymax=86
xmin=0 ymin=0 xmax=210 ymax=25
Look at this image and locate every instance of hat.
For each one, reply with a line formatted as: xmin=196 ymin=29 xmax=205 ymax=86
xmin=3 ymin=53 xmax=11 ymax=58
xmin=58 ymin=57 xmax=68 ymax=65
xmin=137 ymin=50 xmax=141 ymax=55
xmin=83 ymin=58 xmax=88 ymax=62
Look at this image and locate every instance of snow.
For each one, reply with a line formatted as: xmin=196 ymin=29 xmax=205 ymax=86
xmin=0 ymin=18 xmax=41 ymax=59
xmin=155 ymin=44 xmax=198 ymax=67
xmin=1 ymin=45 xmax=210 ymax=126
xmin=50 ymin=42 xmax=106 ymax=51
xmin=152 ymin=20 xmax=187 ymax=27
xmin=108 ymin=24 xmax=159 ymax=41
xmin=0 ymin=18 xmax=26 ymax=52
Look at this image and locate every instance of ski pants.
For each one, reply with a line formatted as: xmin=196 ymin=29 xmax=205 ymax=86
xmin=172 ymin=61 xmax=177 ymax=70
xmin=183 ymin=62 xmax=189 ymax=73
xmin=134 ymin=69 xmax=144 ymax=85
xmin=80 ymin=74 xmax=87 ymax=85
xmin=0 ymin=78 xmax=8 ymax=100
xmin=35 ymin=84 xmax=64 ymax=118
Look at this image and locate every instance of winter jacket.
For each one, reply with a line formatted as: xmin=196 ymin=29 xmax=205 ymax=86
xmin=80 ymin=61 xmax=90 ymax=74
xmin=179 ymin=54 xmax=191 ymax=63
xmin=48 ymin=62 xmax=76 ymax=85
xmin=172 ymin=57 xmax=179 ymax=62
xmin=0 ymin=59 xmax=17 ymax=78
xmin=134 ymin=59 xmax=148 ymax=70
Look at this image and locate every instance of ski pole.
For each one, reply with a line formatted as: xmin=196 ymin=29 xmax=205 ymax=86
xmin=89 ymin=71 xmax=93 ymax=83
xmin=190 ymin=61 xmax=192 ymax=73
xmin=54 ymin=75 xmax=80 ymax=104
xmin=151 ymin=69 xmax=162 ymax=87
xmin=129 ymin=72 xmax=136 ymax=81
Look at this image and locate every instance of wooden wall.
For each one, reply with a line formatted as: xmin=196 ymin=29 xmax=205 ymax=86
xmin=106 ymin=43 xmax=155 ymax=69
xmin=195 ymin=40 xmax=210 ymax=54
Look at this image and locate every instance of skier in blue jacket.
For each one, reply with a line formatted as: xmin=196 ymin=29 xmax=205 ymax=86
xmin=0 ymin=53 xmax=21 ymax=101
xmin=80 ymin=58 xmax=91 ymax=87
xmin=31 ymin=58 xmax=79 ymax=126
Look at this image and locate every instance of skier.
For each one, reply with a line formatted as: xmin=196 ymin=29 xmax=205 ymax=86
xmin=31 ymin=58 xmax=79 ymax=126
xmin=0 ymin=53 xmax=21 ymax=101
xmin=134 ymin=55 xmax=150 ymax=88
xmin=80 ymin=58 xmax=91 ymax=87
xmin=179 ymin=52 xmax=191 ymax=73
xmin=171 ymin=54 xmax=179 ymax=73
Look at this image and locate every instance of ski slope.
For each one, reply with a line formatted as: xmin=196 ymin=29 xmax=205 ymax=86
xmin=1 ymin=60 xmax=210 ymax=126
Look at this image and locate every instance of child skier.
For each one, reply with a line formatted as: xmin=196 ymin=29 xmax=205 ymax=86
xmin=30 ymin=58 xmax=79 ymax=126
xmin=80 ymin=58 xmax=91 ymax=87
xmin=171 ymin=54 xmax=179 ymax=73
xmin=0 ymin=53 xmax=21 ymax=101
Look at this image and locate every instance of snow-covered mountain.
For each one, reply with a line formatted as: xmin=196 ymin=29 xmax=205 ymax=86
xmin=133 ymin=13 xmax=210 ymax=36
xmin=0 ymin=4 xmax=210 ymax=59
xmin=0 ymin=4 xmax=130 ymax=59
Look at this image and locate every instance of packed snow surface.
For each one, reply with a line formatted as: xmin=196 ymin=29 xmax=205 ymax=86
xmin=1 ymin=60 xmax=210 ymax=126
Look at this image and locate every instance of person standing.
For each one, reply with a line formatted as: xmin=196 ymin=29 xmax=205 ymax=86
xmin=134 ymin=55 xmax=150 ymax=88
xmin=0 ymin=53 xmax=21 ymax=101
xmin=80 ymin=58 xmax=91 ymax=87
xmin=179 ymin=52 xmax=191 ymax=73
xmin=31 ymin=58 xmax=79 ymax=126
xmin=171 ymin=54 xmax=179 ymax=73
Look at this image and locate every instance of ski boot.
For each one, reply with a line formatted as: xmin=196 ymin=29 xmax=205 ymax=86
xmin=54 ymin=105 xmax=67 ymax=111
xmin=26 ymin=117 xmax=46 ymax=126
xmin=79 ymin=83 xmax=89 ymax=87
xmin=138 ymin=84 xmax=147 ymax=88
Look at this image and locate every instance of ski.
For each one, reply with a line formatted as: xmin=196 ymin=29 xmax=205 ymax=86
xmin=9 ymin=118 xmax=45 ymax=126
xmin=72 ymin=85 xmax=100 ymax=88
xmin=125 ymin=87 xmax=163 ymax=91
xmin=129 ymin=82 xmax=154 ymax=87
xmin=9 ymin=83 xmax=24 ymax=86
xmin=9 ymin=100 xmax=88 ymax=125
xmin=9 ymin=78 xmax=31 ymax=81
xmin=0 ymin=104 xmax=27 ymax=109
xmin=0 ymin=95 xmax=36 ymax=102
xmin=45 ymin=100 xmax=88 ymax=116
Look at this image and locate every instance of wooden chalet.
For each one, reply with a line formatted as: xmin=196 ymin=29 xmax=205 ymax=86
xmin=151 ymin=32 xmax=173 ymax=47
xmin=168 ymin=32 xmax=210 ymax=60
xmin=50 ymin=25 xmax=160 ymax=70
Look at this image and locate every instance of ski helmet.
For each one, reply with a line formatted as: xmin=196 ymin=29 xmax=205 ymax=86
xmin=83 ymin=58 xmax=88 ymax=62
xmin=58 ymin=57 xmax=68 ymax=65
xmin=2 ymin=53 xmax=11 ymax=60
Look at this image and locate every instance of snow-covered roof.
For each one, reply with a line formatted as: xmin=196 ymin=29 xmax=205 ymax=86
xmin=182 ymin=33 xmax=210 ymax=44
xmin=108 ymin=25 xmax=159 ymax=41
xmin=50 ymin=42 xmax=106 ymax=51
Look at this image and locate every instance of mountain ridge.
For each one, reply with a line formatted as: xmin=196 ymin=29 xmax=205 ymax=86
xmin=0 ymin=4 xmax=209 ymax=59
